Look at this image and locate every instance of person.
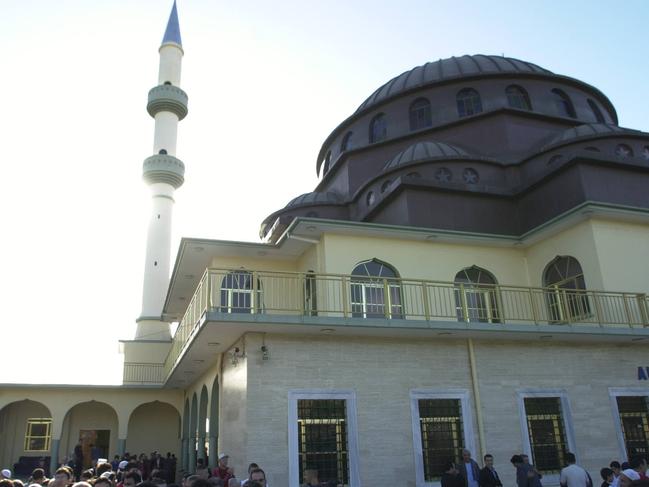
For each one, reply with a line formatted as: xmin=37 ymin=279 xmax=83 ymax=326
xmin=480 ymin=454 xmax=503 ymax=487
xmin=611 ymin=463 xmax=622 ymax=479
xmin=51 ymin=468 xmax=73 ymax=487
xmin=29 ymin=469 xmax=48 ymax=487
xmin=511 ymin=454 xmax=542 ymax=487
xmin=560 ymin=452 xmax=591 ymax=487
xmin=246 ymin=469 xmax=266 ymax=487
xmin=123 ymin=472 xmax=142 ymax=487
xmin=73 ymin=441 xmax=84 ymax=481
xmin=441 ymin=461 xmax=463 ymax=487
xmin=212 ymin=455 xmax=233 ymax=486
xmin=618 ymin=469 xmax=640 ymax=487
xmin=111 ymin=457 xmax=121 ymax=472
xmin=1 ymin=471 xmax=11 ymax=481
xmin=240 ymin=465 xmax=259 ymax=487
xmin=629 ymin=457 xmax=648 ymax=480
xmin=195 ymin=460 xmax=209 ymax=480
xmin=601 ymin=468 xmax=615 ymax=487
xmin=457 ymin=449 xmax=481 ymax=487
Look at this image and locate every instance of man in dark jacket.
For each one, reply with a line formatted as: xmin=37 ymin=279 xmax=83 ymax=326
xmin=458 ymin=449 xmax=481 ymax=487
xmin=480 ymin=454 xmax=503 ymax=487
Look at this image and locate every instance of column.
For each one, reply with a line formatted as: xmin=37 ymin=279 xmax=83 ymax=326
xmin=49 ymin=439 xmax=60 ymax=475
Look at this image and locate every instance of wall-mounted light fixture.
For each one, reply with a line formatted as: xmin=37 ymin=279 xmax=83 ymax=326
xmin=230 ymin=346 xmax=245 ymax=366
xmin=261 ymin=345 xmax=269 ymax=361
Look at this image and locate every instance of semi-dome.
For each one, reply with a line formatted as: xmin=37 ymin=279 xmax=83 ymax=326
xmin=542 ymin=123 xmax=643 ymax=150
xmin=383 ymin=141 xmax=469 ymax=171
xmin=356 ymin=55 xmax=553 ymax=114
xmin=286 ymin=191 xmax=342 ymax=208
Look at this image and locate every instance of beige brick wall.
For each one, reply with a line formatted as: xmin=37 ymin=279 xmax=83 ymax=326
xmin=236 ymin=333 xmax=649 ymax=487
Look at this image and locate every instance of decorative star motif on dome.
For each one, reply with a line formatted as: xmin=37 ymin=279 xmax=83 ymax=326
xmin=463 ymin=168 xmax=479 ymax=184
xmin=615 ymin=145 xmax=631 ymax=158
xmin=435 ymin=167 xmax=452 ymax=183
xmin=643 ymin=147 xmax=649 ymax=160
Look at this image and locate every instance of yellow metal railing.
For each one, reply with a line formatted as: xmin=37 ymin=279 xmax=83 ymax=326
xmin=163 ymin=269 xmax=649 ymax=380
xmin=123 ymin=362 xmax=165 ymax=384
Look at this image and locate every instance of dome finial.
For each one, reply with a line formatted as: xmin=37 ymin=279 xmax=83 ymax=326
xmin=162 ymin=0 xmax=182 ymax=47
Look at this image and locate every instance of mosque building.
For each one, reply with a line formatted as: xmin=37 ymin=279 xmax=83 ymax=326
xmin=2 ymin=2 xmax=649 ymax=487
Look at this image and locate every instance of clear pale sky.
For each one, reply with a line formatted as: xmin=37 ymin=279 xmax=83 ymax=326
xmin=1 ymin=0 xmax=648 ymax=384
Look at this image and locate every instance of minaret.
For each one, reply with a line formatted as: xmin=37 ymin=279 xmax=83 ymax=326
xmin=137 ymin=1 xmax=188 ymax=340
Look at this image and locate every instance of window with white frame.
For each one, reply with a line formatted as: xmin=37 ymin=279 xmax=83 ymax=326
xmin=219 ymin=271 xmax=262 ymax=313
xmin=517 ymin=391 xmax=575 ymax=477
xmin=410 ymin=390 xmax=476 ymax=486
xmin=288 ymin=390 xmax=360 ymax=487
xmin=609 ymin=389 xmax=649 ymax=460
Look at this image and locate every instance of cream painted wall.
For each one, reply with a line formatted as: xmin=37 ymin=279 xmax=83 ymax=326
xmin=126 ymin=402 xmax=181 ymax=457
xmin=209 ymin=256 xmax=298 ymax=273
xmin=589 ymin=219 xmax=649 ymax=293
xmin=238 ymin=333 xmax=649 ymax=487
xmin=320 ymin=233 xmax=529 ymax=286
xmin=296 ymin=244 xmax=320 ymax=274
xmin=0 ymin=400 xmax=51 ymax=471
xmin=525 ymin=220 xmax=604 ymax=290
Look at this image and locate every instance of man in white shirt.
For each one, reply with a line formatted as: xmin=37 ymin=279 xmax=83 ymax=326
xmin=560 ymin=453 xmax=592 ymax=487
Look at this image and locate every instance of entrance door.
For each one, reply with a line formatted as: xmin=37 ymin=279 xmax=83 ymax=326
xmin=79 ymin=430 xmax=111 ymax=467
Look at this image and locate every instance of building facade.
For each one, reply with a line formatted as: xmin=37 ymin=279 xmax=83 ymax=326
xmin=2 ymin=4 xmax=649 ymax=487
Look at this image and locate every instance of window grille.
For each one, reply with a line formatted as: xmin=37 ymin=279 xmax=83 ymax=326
xmin=350 ymin=260 xmax=403 ymax=319
xmin=410 ymin=98 xmax=433 ymax=130
xmin=219 ymin=271 xmax=262 ymax=313
xmin=24 ymin=418 xmax=52 ymax=452
xmin=551 ymin=89 xmax=576 ymax=118
xmin=297 ymin=399 xmax=349 ymax=486
xmin=616 ymin=396 xmax=649 ymax=458
xmin=369 ymin=114 xmax=387 ymax=143
xmin=418 ymin=399 xmax=464 ymax=481
xmin=457 ymin=89 xmax=483 ymax=117
xmin=523 ymin=397 xmax=568 ymax=473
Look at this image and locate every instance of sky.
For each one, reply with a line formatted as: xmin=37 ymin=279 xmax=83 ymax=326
xmin=1 ymin=0 xmax=648 ymax=384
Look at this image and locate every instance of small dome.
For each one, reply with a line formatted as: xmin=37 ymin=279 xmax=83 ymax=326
xmin=383 ymin=141 xmax=469 ymax=171
xmin=285 ymin=191 xmax=342 ymax=208
xmin=357 ymin=55 xmax=552 ymax=114
xmin=542 ymin=123 xmax=643 ymax=150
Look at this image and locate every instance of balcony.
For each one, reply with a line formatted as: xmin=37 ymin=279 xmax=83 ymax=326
xmin=123 ymin=362 xmax=165 ymax=385
xmin=163 ymin=269 xmax=649 ymax=381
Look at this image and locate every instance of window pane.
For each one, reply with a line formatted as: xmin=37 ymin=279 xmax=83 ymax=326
xmin=617 ymin=396 xmax=649 ymax=458
xmin=297 ymin=399 xmax=349 ymax=486
xmin=524 ymin=397 xmax=568 ymax=473
xmin=418 ymin=399 xmax=464 ymax=481
xmin=25 ymin=419 xmax=52 ymax=452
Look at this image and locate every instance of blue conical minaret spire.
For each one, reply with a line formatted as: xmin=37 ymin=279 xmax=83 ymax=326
xmin=162 ymin=1 xmax=182 ymax=46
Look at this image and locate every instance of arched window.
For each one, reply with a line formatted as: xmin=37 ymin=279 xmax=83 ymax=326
xmin=454 ymin=266 xmax=500 ymax=323
xmin=369 ymin=114 xmax=387 ymax=143
xmin=456 ymin=88 xmax=482 ymax=118
xmin=323 ymin=151 xmax=332 ymax=173
xmin=587 ymin=99 xmax=606 ymax=123
xmin=409 ymin=98 xmax=432 ymax=130
xmin=340 ymin=131 xmax=353 ymax=152
xmin=350 ymin=259 xmax=403 ymax=318
xmin=506 ymin=85 xmax=532 ymax=111
xmin=543 ymin=256 xmax=589 ymax=323
xmin=220 ymin=271 xmax=262 ymax=313
xmin=551 ymin=89 xmax=576 ymax=118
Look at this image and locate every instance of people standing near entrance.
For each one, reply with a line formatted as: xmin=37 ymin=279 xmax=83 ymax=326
xmin=480 ymin=454 xmax=503 ymax=487
xmin=458 ymin=449 xmax=481 ymax=487
xmin=212 ymin=455 xmax=233 ymax=486
xmin=73 ymin=441 xmax=84 ymax=481
xmin=560 ymin=452 xmax=592 ymax=487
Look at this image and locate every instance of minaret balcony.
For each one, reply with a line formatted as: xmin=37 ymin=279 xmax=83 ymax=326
xmin=161 ymin=268 xmax=649 ymax=384
xmin=147 ymin=84 xmax=188 ymax=120
xmin=143 ymin=154 xmax=185 ymax=188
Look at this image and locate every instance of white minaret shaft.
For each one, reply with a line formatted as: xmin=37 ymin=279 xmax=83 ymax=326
xmin=137 ymin=1 xmax=188 ymax=340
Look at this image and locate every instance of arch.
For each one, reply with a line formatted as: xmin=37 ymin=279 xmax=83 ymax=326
xmin=60 ymin=401 xmax=118 ymax=472
xmin=198 ymin=386 xmax=209 ymax=462
xmin=0 ymin=400 xmax=52 ymax=470
xmin=454 ymin=266 xmax=500 ymax=323
xmin=543 ymin=256 xmax=590 ymax=323
xmin=350 ymin=259 xmax=403 ymax=319
xmin=126 ymin=401 xmax=181 ymax=463
xmin=456 ymin=88 xmax=482 ymax=117
xmin=208 ymin=376 xmax=220 ymax=468
xmin=551 ymin=88 xmax=576 ymax=118
xmin=409 ymin=97 xmax=432 ymax=130
xmin=506 ymin=85 xmax=532 ymax=111
xmin=340 ymin=131 xmax=353 ymax=152
xmin=369 ymin=113 xmax=387 ymax=143
xmin=587 ymin=99 xmax=606 ymax=123
xmin=219 ymin=271 xmax=263 ymax=313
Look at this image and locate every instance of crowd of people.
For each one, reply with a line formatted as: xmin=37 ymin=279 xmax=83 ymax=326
xmin=3 ymin=448 xmax=649 ymax=487
xmin=440 ymin=449 xmax=649 ymax=487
